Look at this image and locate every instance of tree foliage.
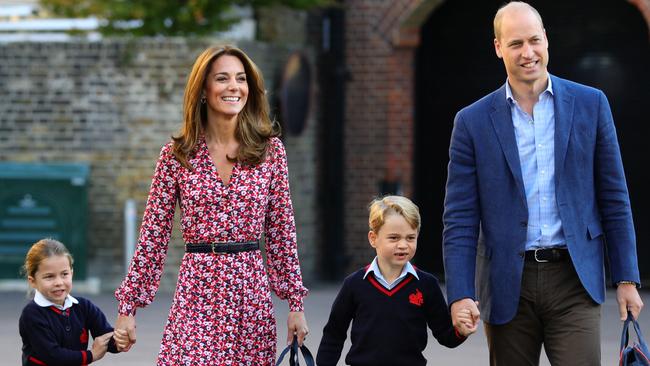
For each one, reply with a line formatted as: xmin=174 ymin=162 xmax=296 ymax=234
xmin=39 ymin=0 xmax=327 ymax=36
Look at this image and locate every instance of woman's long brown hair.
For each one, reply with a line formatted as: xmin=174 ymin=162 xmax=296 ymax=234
xmin=172 ymin=45 xmax=279 ymax=169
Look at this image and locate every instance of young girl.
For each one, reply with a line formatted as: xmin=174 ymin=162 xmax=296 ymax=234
xmin=317 ymin=196 xmax=477 ymax=366
xmin=19 ymin=238 xmax=118 ymax=365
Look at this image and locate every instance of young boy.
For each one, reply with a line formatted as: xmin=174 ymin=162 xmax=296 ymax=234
xmin=316 ymin=196 xmax=476 ymax=366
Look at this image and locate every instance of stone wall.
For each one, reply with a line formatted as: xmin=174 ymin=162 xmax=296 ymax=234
xmin=0 ymin=38 xmax=319 ymax=291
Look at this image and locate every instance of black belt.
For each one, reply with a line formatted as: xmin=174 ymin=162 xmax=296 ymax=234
xmin=185 ymin=241 xmax=260 ymax=254
xmin=525 ymin=248 xmax=569 ymax=263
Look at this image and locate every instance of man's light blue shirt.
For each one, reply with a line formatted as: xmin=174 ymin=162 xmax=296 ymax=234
xmin=363 ymin=257 xmax=419 ymax=290
xmin=505 ymin=76 xmax=565 ymax=250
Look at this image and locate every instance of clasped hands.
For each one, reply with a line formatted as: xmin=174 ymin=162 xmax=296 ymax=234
xmin=451 ymin=298 xmax=481 ymax=337
xmin=451 ymin=284 xmax=645 ymax=339
xmin=113 ymin=314 xmax=137 ymax=352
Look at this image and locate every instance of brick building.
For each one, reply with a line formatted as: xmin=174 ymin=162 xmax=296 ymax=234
xmin=0 ymin=38 xmax=320 ymax=291
xmin=1 ymin=0 xmax=649 ymax=290
xmin=335 ymin=0 xmax=650 ymax=278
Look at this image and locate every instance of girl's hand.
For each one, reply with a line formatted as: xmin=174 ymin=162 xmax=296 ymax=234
xmin=91 ymin=332 xmax=113 ymax=361
xmin=113 ymin=329 xmax=130 ymax=351
xmin=287 ymin=311 xmax=309 ymax=346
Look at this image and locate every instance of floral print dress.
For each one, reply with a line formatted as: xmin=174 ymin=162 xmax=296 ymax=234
xmin=115 ymin=136 xmax=308 ymax=366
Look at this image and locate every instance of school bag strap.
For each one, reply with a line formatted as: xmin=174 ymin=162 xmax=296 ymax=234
xmin=275 ymin=336 xmax=315 ymax=366
xmin=620 ymin=311 xmax=650 ymax=365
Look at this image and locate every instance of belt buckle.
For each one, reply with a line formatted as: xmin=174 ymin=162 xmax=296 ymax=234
xmin=534 ymin=248 xmax=549 ymax=263
xmin=211 ymin=242 xmax=225 ymax=255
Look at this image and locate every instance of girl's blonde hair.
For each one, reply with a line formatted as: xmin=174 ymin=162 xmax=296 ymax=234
xmin=172 ymin=45 xmax=279 ymax=169
xmin=22 ymin=238 xmax=73 ymax=278
xmin=368 ymin=195 xmax=421 ymax=233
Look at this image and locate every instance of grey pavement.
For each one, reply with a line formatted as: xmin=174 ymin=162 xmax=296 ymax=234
xmin=2 ymin=285 xmax=647 ymax=365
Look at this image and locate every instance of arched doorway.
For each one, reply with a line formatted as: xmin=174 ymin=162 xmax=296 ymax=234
xmin=414 ymin=0 xmax=650 ymax=278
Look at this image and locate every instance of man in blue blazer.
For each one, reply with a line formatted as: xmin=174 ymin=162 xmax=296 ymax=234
xmin=443 ymin=2 xmax=644 ymax=364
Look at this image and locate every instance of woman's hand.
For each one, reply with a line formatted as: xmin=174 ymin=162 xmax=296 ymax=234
xmin=287 ymin=311 xmax=309 ymax=346
xmin=114 ymin=314 xmax=137 ymax=352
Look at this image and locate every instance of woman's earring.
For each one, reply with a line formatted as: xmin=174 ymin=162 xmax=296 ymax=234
xmin=200 ymin=95 xmax=206 ymax=104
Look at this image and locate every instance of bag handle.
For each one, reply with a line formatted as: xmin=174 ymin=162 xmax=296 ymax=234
xmin=275 ymin=336 xmax=315 ymax=366
xmin=620 ymin=311 xmax=647 ymax=352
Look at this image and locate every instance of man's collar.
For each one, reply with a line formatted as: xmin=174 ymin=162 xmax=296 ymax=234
xmin=505 ymin=73 xmax=554 ymax=103
xmin=34 ymin=290 xmax=78 ymax=310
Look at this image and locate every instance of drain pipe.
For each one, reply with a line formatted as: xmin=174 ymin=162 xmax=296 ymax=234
xmin=124 ymin=199 xmax=137 ymax=274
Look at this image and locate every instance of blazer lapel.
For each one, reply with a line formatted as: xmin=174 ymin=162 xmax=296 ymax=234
xmin=489 ymin=86 xmax=527 ymax=206
xmin=552 ymin=75 xmax=575 ymax=181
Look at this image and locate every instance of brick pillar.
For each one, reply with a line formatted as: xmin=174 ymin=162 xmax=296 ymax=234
xmin=343 ymin=0 xmax=422 ymax=272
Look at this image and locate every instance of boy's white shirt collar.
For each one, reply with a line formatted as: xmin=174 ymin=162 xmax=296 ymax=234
xmin=363 ymin=257 xmax=419 ymax=290
xmin=34 ymin=290 xmax=78 ymax=310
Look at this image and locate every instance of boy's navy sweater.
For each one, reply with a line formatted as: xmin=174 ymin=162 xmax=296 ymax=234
xmin=19 ymin=296 xmax=118 ymax=366
xmin=317 ymin=267 xmax=465 ymax=366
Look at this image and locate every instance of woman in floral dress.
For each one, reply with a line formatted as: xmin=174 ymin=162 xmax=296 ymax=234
xmin=113 ymin=45 xmax=309 ymax=365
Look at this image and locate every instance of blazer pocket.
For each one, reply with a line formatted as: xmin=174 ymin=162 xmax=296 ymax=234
xmin=587 ymin=221 xmax=604 ymax=240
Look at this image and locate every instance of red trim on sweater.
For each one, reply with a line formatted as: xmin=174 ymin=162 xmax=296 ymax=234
xmin=28 ymin=356 xmax=47 ymax=365
xmin=367 ymin=273 xmax=414 ymax=296
xmin=454 ymin=327 xmax=467 ymax=340
xmin=81 ymin=350 xmax=88 ymax=365
xmin=48 ymin=306 xmax=70 ymax=316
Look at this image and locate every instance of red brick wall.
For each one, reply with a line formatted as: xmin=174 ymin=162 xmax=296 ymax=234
xmin=343 ymin=0 xmax=420 ymax=272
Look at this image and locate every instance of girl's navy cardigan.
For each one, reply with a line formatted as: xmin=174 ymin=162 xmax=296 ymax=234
xmin=19 ymin=296 xmax=118 ymax=365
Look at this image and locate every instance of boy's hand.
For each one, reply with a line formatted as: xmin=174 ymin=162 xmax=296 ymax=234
xmin=454 ymin=312 xmax=478 ymax=336
xmin=91 ymin=332 xmax=113 ymax=362
xmin=452 ymin=300 xmax=480 ymax=337
xmin=113 ymin=329 xmax=130 ymax=351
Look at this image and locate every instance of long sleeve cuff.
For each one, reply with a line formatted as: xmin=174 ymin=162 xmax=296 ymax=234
xmin=85 ymin=350 xmax=93 ymax=364
xmin=288 ymin=294 xmax=305 ymax=312
xmin=118 ymin=301 xmax=137 ymax=316
xmin=454 ymin=328 xmax=467 ymax=340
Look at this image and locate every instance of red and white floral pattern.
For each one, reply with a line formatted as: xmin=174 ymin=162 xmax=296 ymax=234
xmin=115 ymin=136 xmax=308 ymax=365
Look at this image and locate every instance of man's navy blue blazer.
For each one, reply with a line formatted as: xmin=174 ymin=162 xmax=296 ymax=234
xmin=443 ymin=74 xmax=640 ymax=325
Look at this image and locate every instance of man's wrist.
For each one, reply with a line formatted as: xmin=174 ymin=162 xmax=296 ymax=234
xmin=616 ymin=280 xmax=638 ymax=287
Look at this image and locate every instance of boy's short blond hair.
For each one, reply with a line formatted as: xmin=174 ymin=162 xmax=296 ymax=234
xmin=368 ymin=195 xmax=421 ymax=233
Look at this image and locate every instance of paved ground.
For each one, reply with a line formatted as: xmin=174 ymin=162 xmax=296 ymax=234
xmin=2 ymin=285 xmax=647 ymax=365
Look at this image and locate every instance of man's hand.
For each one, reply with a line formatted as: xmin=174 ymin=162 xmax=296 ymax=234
xmin=616 ymin=283 xmax=644 ymax=321
xmin=287 ymin=311 xmax=309 ymax=346
xmin=114 ymin=314 xmax=137 ymax=352
xmin=451 ymin=298 xmax=480 ymax=334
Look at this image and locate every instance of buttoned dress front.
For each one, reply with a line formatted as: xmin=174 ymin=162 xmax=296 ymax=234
xmin=115 ymin=136 xmax=308 ymax=366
